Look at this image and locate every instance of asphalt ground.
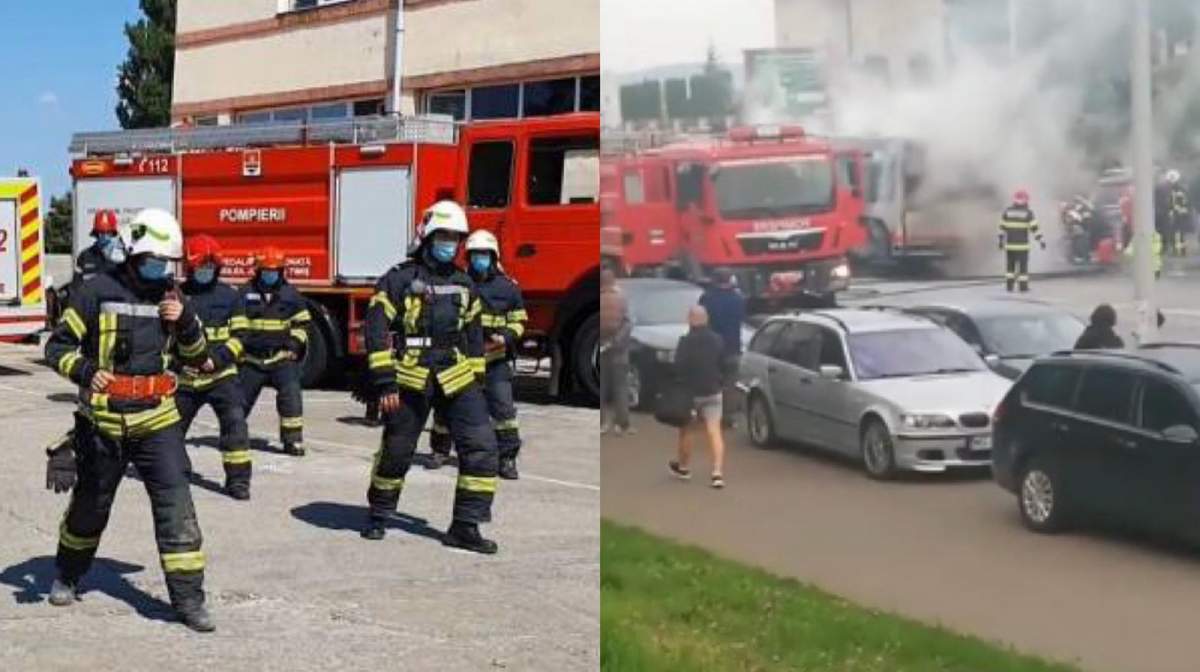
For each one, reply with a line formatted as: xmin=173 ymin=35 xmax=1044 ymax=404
xmin=604 ymin=270 xmax=1200 ymax=672
xmin=0 ymin=346 xmax=598 ymax=672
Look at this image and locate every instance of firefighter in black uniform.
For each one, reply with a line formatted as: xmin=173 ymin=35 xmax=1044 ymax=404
xmin=1166 ymin=169 xmax=1192 ymax=257
xmin=43 ymin=208 xmax=215 ymax=632
xmin=234 ymin=246 xmax=311 ymax=456
xmin=999 ymin=189 xmax=1045 ymax=292
xmin=426 ymin=230 xmax=527 ymax=480
xmin=361 ymin=200 xmax=500 ymax=553
xmin=176 ymin=234 xmax=252 ymax=499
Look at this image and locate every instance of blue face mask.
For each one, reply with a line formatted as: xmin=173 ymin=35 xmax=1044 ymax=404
xmin=430 ymin=241 xmax=458 ymax=264
xmin=469 ymin=253 xmax=492 ymax=275
xmin=96 ymin=235 xmax=115 ymax=252
xmin=193 ymin=265 xmax=217 ymax=284
xmin=137 ymin=257 xmax=170 ymax=282
xmin=260 ymin=270 xmax=281 ymax=286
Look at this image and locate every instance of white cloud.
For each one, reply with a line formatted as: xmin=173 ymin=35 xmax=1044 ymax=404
xmin=37 ymin=91 xmax=59 ymax=107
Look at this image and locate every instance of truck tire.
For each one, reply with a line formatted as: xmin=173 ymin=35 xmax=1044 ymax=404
xmin=300 ymin=321 xmax=330 ymax=389
xmin=571 ymin=313 xmax=600 ymax=405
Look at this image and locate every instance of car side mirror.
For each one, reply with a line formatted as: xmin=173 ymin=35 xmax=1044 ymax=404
xmin=984 ymin=354 xmax=1000 ymax=367
xmin=1162 ymin=424 xmax=1200 ymax=444
xmin=819 ymin=364 xmax=845 ymax=380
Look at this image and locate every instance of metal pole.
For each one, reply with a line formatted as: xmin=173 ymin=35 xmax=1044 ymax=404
xmin=389 ymin=4 xmax=406 ymax=115
xmin=1008 ymin=0 xmax=1018 ymax=62
xmin=1131 ymin=0 xmax=1158 ymax=344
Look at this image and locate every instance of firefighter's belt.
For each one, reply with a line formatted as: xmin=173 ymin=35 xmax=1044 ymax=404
xmin=106 ymin=373 xmax=178 ymax=401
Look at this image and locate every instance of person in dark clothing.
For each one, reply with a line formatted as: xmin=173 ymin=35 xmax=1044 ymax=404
xmin=1074 ymin=304 xmax=1125 ymax=350
xmin=699 ymin=269 xmax=745 ymax=428
xmin=667 ymin=306 xmax=727 ymax=489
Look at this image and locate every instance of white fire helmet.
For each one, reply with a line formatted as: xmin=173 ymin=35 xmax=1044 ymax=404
xmin=420 ymin=200 xmax=469 ymax=240
xmin=465 ymin=229 xmax=499 ymax=255
xmin=1167 ymin=169 xmax=1182 ymax=184
xmin=127 ymin=208 xmax=184 ymax=260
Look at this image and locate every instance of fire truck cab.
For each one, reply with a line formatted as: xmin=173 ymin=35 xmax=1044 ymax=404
xmin=65 ymin=113 xmax=600 ymax=402
xmin=603 ymin=125 xmax=861 ymax=302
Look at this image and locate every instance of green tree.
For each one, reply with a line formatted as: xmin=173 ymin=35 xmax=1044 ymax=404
xmin=116 ymin=0 xmax=177 ymax=129
xmin=44 ymin=192 xmax=74 ymax=255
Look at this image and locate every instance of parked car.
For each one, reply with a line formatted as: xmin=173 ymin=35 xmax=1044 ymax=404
xmin=616 ymin=277 xmax=753 ymax=409
xmin=902 ymin=299 xmax=1086 ymax=379
xmin=738 ymin=308 xmax=1012 ymax=478
xmin=993 ymin=344 xmax=1200 ymax=540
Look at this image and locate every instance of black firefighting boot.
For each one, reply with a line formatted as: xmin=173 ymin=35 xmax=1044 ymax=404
xmin=48 ymin=577 xmax=78 ymax=607
xmin=425 ymin=451 xmax=448 ymax=470
xmin=365 ymin=399 xmax=380 ymax=425
xmin=498 ymin=457 xmax=519 ymax=481
xmin=283 ymin=442 xmax=305 ymax=457
xmin=443 ymin=521 xmax=498 ymax=555
xmin=361 ymin=517 xmax=386 ymax=541
xmin=176 ymin=601 xmax=216 ymax=633
xmin=225 ymin=480 xmax=250 ymax=501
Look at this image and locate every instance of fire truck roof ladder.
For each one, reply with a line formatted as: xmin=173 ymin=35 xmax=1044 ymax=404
xmin=69 ymin=114 xmax=458 ymax=157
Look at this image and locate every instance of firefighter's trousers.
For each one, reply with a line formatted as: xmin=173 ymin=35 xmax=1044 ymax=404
xmin=1005 ymin=250 xmax=1030 ymax=292
xmin=57 ymin=420 xmax=205 ymax=607
xmin=369 ymin=384 xmax=498 ymax=525
xmin=430 ymin=361 xmax=521 ymax=460
xmin=240 ymin=362 xmax=303 ymax=445
xmin=177 ymin=378 xmax=251 ymax=487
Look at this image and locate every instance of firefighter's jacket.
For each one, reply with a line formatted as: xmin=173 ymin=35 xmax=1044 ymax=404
xmin=177 ymin=279 xmax=244 ymax=390
xmin=46 ymin=272 xmax=208 ymax=440
xmin=1124 ymin=231 xmax=1164 ymax=274
xmin=1169 ymin=185 xmax=1192 ymax=220
xmin=475 ymin=270 xmax=528 ymax=364
xmin=365 ymin=257 xmax=485 ymax=397
xmin=232 ymin=279 xmax=311 ymax=370
xmin=999 ymin=204 xmax=1042 ymax=251
xmin=74 ymin=245 xmax=116 ymax=286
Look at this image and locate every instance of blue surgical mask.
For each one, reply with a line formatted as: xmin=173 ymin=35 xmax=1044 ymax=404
xmin=105 ymin=240 xmax=128 ymax=265
xmin=193 ymin=265 xmax=217 ymax=284
xmin=96 ymin=235 xmax=115 ymax=251
xmin=137 ymin=257 xmax=170 ymax=282
xmin=260 ymin=270 xmax=281 ymax=286
xmin=430 ymin=241 xmax=458 ymax=264
xmin=469 ymin=253 xmax=492 ymax=275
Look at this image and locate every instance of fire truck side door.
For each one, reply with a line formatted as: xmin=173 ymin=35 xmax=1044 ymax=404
xmin=335 ymin=167 xmax=412 ymax=280
xmin=462 ymin=131 xmax=517 ymax=261
xmin=73 ymin=177 xmax=176 ymax=264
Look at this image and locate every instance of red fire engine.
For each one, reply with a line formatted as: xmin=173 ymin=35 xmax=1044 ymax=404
xmin=65 ymin=113 xmax=601 ymax=402
xmin=601 ymin=125 xmax=864 ymax=303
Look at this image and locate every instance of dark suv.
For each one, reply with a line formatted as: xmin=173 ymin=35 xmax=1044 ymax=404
xmin=993 ymin=345 xmax=1200 ymax=539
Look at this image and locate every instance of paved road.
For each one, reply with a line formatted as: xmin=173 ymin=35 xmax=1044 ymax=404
xmin=604 ymin=272 xmax=1200 ymax=672
xmin=0 ymin=346 xmax=598 ymax=672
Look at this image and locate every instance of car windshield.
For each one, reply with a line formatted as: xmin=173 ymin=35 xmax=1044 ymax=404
xmin=849 ymin=328 xmax=985 ymax=380
xmin=627 ymin=286 xmax=702 ymax=326
xmin=976 ymin=314 xmax=1085 ymax=358
xmin=711 ymin=157 xmax=835 ymax=219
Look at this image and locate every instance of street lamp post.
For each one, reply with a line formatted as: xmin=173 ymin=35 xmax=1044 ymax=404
xmin=1131 ymin=0 xmax=1158 ymax=344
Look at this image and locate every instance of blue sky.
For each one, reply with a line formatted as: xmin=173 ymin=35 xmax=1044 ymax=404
xmin=0 ymin=1 xmax=143 ymax=197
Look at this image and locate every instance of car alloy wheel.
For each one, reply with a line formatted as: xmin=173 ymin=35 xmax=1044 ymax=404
xmin=862 ymin=420 xmax=896 ymax=479
xmin=748 ymin=395 xmax=774 ymax=448
xmin=1021 ymin=469 xmax=1054 ymax=525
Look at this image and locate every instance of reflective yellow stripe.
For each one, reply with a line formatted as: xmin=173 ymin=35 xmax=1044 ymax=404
xmin=403 ymin=296 xmax=421 ymax=334
xmin=205 ymin=326 xmax=231 ymax=341
xmin=507 ymin=322 xmax=525 ymax=339
xmin=98 ymin=313 xmax=117 ymax=370
xmin=470 ymin=357 xmax=486 ymax=375
xmin=89 ymin=393 xmax=109 ymax=411
xmin=248 ymin=318 xmax=289 ymax=331
xmin=1005 ymin=244 xmax=1031 ymax=251
xmin=57 ymin=352 xmax=82 ymax=378
xmin=371 ymin=474 xmax=404 ymax=491
xmin=457 ymin=475 xmax=497 ymax=494
xmin=370 ymin=292 xmax=397 ymax=321
xmin=89 ymin=398 xmax=180 ymax=440
xmin=62 ymin=308 xmax=87 ymax=340
xmin=496 ymin=419 xmax=519 ymax=431
xmin=437 ymin=360 xmax=476 ymax=396
xmin=467 ymin=297 xmax=482 ymax=322
xmin=281 ymin=416 xmax=303 ymax=429
xmin=222 ymin=450 xmax=252 ymax=465
xmin=369 ymin=351 xmax=395 ymax=370
xmin=179 ymin=365 xmax=239 ymax=389
xmin=161 ymin=551 xmax=205 ymax=573
xmin=245 ymin=352 xmax=292 ymax=367
xmin=224 ymin=338 xmax=244 ymax=359
xmin=59 ymin=521 xmax=100 ymax=551
xmin=485 ymin=349 xmax=506 ymax=363
xmin=289 ymin=328 xmax=309 ymax=343
xmin=229 ymin=315 xmax=250 ymax=331
xmin=290 ymin=310 xmax=312 ymax=325
xmin=481 ymin=314 xmax=506 ymax=328
xmin=178 ymin=336 xmax=206 ymax=358
xmin=506 ymin=309 xmax=528 ymax=323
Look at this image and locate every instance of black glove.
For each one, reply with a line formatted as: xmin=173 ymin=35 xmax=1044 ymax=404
xmin=45 ymin=442 xmax=77 ymax=494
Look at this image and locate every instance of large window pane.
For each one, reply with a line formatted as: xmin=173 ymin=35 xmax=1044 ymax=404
xmin=311 ymin=102 xmax=349 ymax=120
xmin=428 ymin=90 xmax=466 ymax=121
xmin=353 ymin=99 xmax=385 ymax=117
xmin=1076 ymin=368 xmax=1136 ymax=423
xmin=471 ymin=84 xmax=520 ymax=120
xmin=1141 ymin=379 xmax=1198 ymax=432
xmin=580 ymin=75 xmax=600 ymax=111
xmin=238 ymin=111 xmax=271 ymax=125
xmin=527 ymin=135 xmax=599 ymax=205
xmin=467 ymin=141 xmax=514 ymax=209
xmin=1022 ymin=364 xmax=1081 ymax=408
xmin=272 ymin=107 xmax=307 ymax=123
xmin=523 ymin=78 xmax=577 ymax=117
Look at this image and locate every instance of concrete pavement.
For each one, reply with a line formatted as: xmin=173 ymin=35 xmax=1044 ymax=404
xmin=0 ymin=346 xmax=598 ymax=672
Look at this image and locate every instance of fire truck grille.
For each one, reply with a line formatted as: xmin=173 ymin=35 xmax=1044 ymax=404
xmin=737 ymin=230 xmax=825 ymax=256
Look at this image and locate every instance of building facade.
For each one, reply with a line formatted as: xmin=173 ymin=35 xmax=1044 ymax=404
xmin=172 ymin=0 xmax=599 ymax=126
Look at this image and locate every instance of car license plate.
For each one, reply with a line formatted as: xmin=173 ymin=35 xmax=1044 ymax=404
xmin=969 ymin=435 xmax=992 ymax=451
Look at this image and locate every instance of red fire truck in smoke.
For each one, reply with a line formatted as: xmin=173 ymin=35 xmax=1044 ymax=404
xmin=601 ymin=125 xmax=863 ymax=303
xmin=64 ymin=113 xmax=601 ymax=402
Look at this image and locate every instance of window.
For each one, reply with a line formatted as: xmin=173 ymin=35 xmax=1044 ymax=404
xmin=1076 ymin=368 xmax=1137 ymax=424
xmin=750 ymin=321 xmax=785 ymax=355
xmin=645 ymin=166 xmax=671 ymax=202
xmin=472 ymin=84 xmax=520 ymax=120
xmin=288 ymin=0 xmax=352 ymax=11
xmin=1022 ymin=364 xmax=1082 ymax=408
xmin=711 ymin=157 xmax=836 ymax=219
xmin=675 ymin=163 xmax=706 ymax=211
xmin=239 ymin=111 xmax=271 ymax=125
xmin=527 ymin=135 xmax=599 ymax=206
xmin=977 ymin=314 xmax=1085 ymax=358
xmin=848 ymin=328 xmax=985 ymax=381
xmin=194 ymin=116 xmax=219 ymax=127
xmin=428 ymin=90 xmax=467 ymax=121
xmin=818 ymin=328 xmax=848 ymax=373
xmin=628 ymin=286 xmax=702 ymax=326
xmin=773 ymin=323 xmax=820 ymax=370
xmin=311 ymin=102 xmax=349 ymax=121
xmin=467 ymin=141 xmax=514 ymax=209
xmin=580 ymin=75 xmax=600 ymax=111
xmin=523 ymin=78 xmax=577 ymax=117
xmin=622 ymin=172 xmax=645 ymax=204
xmin=353 ymin=99 xmax=385 ymax=117
xmin=1141 ymin=379 xmax=1198 ymax=433
xmin=272 ymin=107 xmax=306 ymax=124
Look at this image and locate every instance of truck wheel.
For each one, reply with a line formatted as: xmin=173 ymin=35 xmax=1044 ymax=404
xmin=571 ymin=313 xmax=600 ymax=405
xmin=300 ymin=321 xmax=330 ymax=389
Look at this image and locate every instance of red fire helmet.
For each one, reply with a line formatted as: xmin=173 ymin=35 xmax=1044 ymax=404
xmin=92 ymin=209 xmax=119 ymax=236
xmin=185 ymin=234 xmax=223 ymax=268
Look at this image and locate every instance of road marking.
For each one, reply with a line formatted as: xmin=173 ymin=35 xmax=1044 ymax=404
xmin=520 ymin=474 xmax=599 ymax=491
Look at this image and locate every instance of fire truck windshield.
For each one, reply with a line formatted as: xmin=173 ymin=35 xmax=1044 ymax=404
xmin=711 ymin=157 xmax=835 ymax=220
